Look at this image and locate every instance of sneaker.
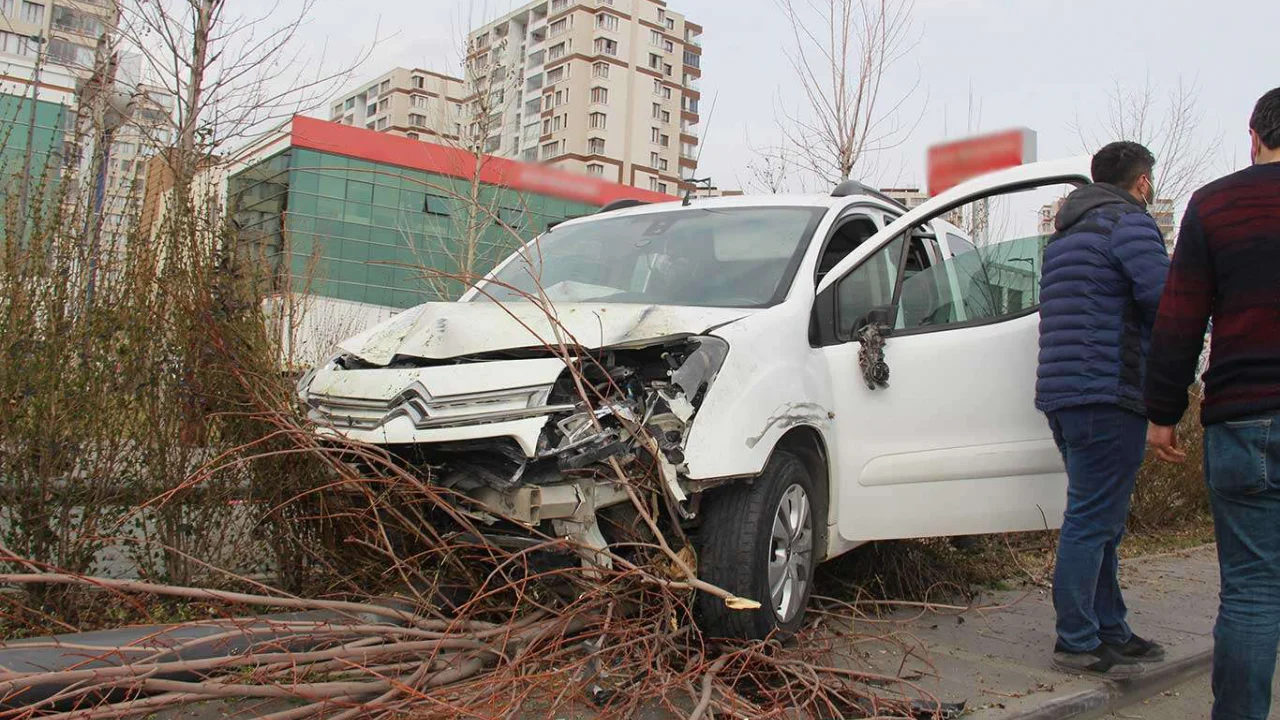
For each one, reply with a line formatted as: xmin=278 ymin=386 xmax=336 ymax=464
xmin=1104 ymin=634 xmax=1166 ymax=662
xmin=1051 ymin=642 xmax=1145 ymax=678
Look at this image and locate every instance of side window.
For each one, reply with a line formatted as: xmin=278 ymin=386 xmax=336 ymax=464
xmin=836 ymin=235 xmax=904 ymax=339
xmin=816 ymin=213 xmax=878 ymax=283
xmin=893 ymin=181 xmax=1081 ymax=332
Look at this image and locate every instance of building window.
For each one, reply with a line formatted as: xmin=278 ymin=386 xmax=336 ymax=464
xmin=541 ymin=141 xmax=561 ymax=159
xmin=548 ymin=41 xmax=567 ymax=61
xmin=649 ymin=177 xmax=660 ymax=191
xmin=684 ymin=50 xmax=700 ymax=68
xmin=366 ymin=103 xmax=377 ymax=116
xmin=332 ymin=103 xmax=343 ymax=117
xmin=593 ymin=61 xmax=610 ymax=78
xmin=587 ymin=137 xmax=605 ymax=154
xmin=649 ymin=53 xmax=662 ymax=70
xmin=664 ymin=39 xmax=674 ymax=52
xmin=652 ymin=103 xmax=661 ymax=119
xmin=366 ymin=121 xmax=376 ymax=130
xmin=547 ymin=66 xmax=566 ymax=84
xmin=666 ymin=17 xmax=675 ymax=30
xmin=485 ymin=135 xmax=502 ymax=152
xmin=596 ymin=13 xmax=619 ymax=31
xmin=650 ymin=30 xmax=663 ymax=46
xmin=0 ymin=30 xmax=36 ymax=57
xmin=664 ymin=63 xmax=673 ymax=77
xmin=544 ymin=94 xmax=554 ymax=111
xmin=409 ymin=113 xmax=427 ymax=127
xmin=594 ymin=37 xmax=618 ymax=56
xmin=542 ymin=118 xmax=551 ymax=134
xmin=551 ymin=0 xmax=568 ymax=11
xmin=380 ymin=79 xmax=391 ymax=94
xmin=377 ymin=117 xmax=389 ymax=130
xmin=412 ymin=75 xmax=425 ymax=89
xmin=660 ymin=158 xmax=669 ymax=171
xmin=651 ymin=127 xmax=660 ymax=143
xmin=20 ymin=1 xmax=44 ymax=25
xmin=663 ymin=86 xmax=673 ymax=100
xmin=660 ymin=134 xmax=670 ymax=147
xmin=411 ymin=95 xmax=428 ymax=108
xmin=589 ymin=112 xmax=607 ymax=129
xmin=407 ymin=132 xmax=419 ymax=140
xmin=47 ymin=37 xmax=94 ymax=66
xmin=653 ymin=79 xmax=663 ymax=95
xmin=649 ymin=152 xmax=660 ymax=167
xmin=378 ymin=98 xmax=389 ymax=112
xmin=591 ymin=86 xmax=608 ymax=104
xmin=661 ymin=110 xmax=671 ymax=123
xmin=345 ymin=97 xmax=356 ymax=110
xmin=424 ymin=194 xmax=451 ymax=216
xmin=586 ymin=163 xmax=605 ymax=176
xmin=549 ymin=18 xmax=568 ymax=36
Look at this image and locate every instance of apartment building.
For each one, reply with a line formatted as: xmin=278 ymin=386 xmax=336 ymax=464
xmin=466 ymin=0 xmax=703 ymax=195
xmin=0 ymin=0 xmax=115 ymax=74
xmin=328 ymin=68 xmax=467 ymax=143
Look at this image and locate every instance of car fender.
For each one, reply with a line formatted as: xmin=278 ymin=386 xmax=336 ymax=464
xmin=682 ymin=306 xmax=836 ymax=483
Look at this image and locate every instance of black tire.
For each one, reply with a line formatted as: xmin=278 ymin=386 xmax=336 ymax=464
xmin=695 ymin=451 xmax=822 ymax=640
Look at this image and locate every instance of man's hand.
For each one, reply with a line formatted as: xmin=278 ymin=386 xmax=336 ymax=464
xmin=1147 ymin=423 xmax=1188 ymax=464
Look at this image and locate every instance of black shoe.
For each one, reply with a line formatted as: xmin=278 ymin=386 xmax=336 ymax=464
xmin=1104 ymin=634 xmax=1166 ymax=662
xmin=1051 ymin=642 xmax=1145 ymax=678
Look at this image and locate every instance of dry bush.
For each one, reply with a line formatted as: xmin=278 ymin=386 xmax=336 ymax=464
xmin=1130 ymin=389 xmax=1209 ymax=533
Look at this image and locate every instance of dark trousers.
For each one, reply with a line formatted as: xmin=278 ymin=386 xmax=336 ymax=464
xmin=1205 ymin=412 xmax=1280 ymax=720
xmin=1047 ymin=404 xmax=1146 ymax=652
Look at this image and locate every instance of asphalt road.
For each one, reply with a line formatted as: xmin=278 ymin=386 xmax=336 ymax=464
xmin=1106 ymin=664 xmax=1280 ymax=719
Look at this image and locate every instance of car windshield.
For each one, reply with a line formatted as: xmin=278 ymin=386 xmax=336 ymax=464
xmin=473 ymin=206 xmax=827 ymax=308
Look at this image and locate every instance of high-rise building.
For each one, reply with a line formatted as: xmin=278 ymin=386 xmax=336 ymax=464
xmin=0 ymin=0 xmax=116 ymax=75
xmin=328 ymin=68 xmax=467 ymax=143
xmin=465 ymin=0 xmax=703 ymax=195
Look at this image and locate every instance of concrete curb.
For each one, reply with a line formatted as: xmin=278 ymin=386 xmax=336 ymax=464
xmin=1001 ymin=645 xmax=1213 ymax=720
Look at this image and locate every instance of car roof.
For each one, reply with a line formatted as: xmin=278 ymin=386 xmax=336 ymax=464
xmin=552 ymin=192 xmax=901 ymax=231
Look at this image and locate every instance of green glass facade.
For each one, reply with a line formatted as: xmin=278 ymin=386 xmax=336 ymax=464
xmin=229 ymin=147 xmax=603 ymax=308
xmin=0 ymin=93 xmax=70 ymax=216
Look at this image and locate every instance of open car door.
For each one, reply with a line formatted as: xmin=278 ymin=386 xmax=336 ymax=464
xmin=812 ymin=158 xmax=1093 ymax=543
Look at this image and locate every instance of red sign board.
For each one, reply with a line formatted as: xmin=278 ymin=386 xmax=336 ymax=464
xmin=926 ymin=128 xmax=1037 ymax=197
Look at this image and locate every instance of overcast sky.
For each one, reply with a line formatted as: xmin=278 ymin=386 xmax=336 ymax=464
xmin=290 ymin=0 xmax=1276 ymax=194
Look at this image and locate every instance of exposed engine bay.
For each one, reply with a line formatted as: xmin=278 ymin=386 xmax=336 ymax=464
xmin=304 ymin=334 xmax=730 ymax=561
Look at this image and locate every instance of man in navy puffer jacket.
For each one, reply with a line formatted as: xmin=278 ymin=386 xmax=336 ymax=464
xmin=1036 ymin=142 xmax=1171 ymax=677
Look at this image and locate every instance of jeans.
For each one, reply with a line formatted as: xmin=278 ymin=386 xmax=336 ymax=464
xmin=1205 ymin=411 xmax=1280 ymax=720
xmin=1047 ymin=404 xmax=1147 ymax=653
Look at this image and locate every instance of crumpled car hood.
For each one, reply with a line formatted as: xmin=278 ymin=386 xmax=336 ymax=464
xmin=338 ymin=301 xmax=753 ymax=365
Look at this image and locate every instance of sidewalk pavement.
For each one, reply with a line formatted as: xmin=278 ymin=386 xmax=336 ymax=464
xmin=1102 ymin=664 xmax=1279 ymax=719
xmin=837 ymin=544 xmax=1220 ymax=719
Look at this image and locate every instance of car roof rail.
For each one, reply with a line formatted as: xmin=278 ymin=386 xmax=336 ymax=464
xmin=831 ymin=179 xmax=908 ymax=210
xmin=596 ymin=198 xmax=649 ymax=214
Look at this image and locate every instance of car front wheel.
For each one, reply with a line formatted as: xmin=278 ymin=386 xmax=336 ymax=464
xmin=695 ymin=451 xmax=820 ymax=640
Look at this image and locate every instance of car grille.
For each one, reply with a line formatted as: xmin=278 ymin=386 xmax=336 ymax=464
xmin=307 ymin=382 xmax=573 ymax=431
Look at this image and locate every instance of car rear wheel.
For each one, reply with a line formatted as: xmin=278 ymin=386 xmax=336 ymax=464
xmin=695 ymin=451 xmax=820 ymax=640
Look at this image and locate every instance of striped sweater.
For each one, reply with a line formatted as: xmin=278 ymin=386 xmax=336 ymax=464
xmin=1145 ymin=161 xmax=1280 ymax=426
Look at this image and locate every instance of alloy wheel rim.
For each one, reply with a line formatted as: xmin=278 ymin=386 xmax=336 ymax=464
xmin=767 ymin=483 xmax=813 ymax=623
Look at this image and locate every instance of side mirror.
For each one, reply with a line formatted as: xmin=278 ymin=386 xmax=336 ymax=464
xmin=859 ymin=305 xmax=894 ymax=332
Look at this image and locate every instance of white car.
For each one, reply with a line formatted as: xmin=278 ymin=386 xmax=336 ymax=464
xmin=298 ymin=158 xmax=1090 ymax=639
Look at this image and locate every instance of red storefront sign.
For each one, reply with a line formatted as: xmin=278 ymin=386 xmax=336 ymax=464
xmin=927 ymin=128 xmax=1037 ymax=197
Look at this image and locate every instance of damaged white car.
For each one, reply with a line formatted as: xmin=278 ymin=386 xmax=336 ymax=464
xmin=298 ymin=158 xmax=1091 ymax=639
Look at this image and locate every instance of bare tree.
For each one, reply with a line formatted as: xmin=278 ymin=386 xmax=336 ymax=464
xmin=118 ymin=0 xmax=375 ymax=186
xmin=772 ymin=0 xmax=918 ymax=186
xmin=1075 ymin=77 xmax=1221 ymax=220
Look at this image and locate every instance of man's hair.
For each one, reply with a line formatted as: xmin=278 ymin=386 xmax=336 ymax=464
xmin=1091 ymin=141 xmax=1156 ymax=188
xmin=1250 ymin=87 xmax=1280 ymax=150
